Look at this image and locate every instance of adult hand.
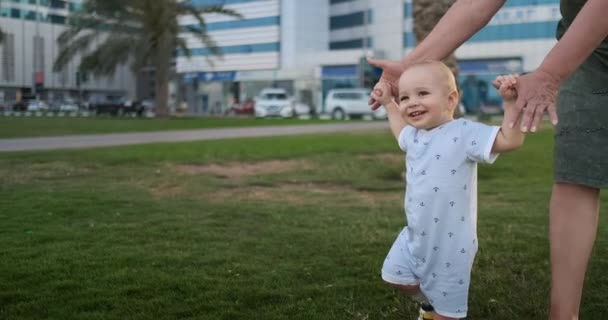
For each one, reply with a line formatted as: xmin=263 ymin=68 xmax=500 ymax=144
xmin=367 ymin=57 xmax=405 ymax=110
xmin=494 ymin=69 xmax=560 ymax=132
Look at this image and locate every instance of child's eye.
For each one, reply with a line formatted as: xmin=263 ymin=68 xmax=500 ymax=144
xmin=400 ymin=96 xmax=409 ymax=102
xmin=418 ymin=91 xmax=429 ymax=96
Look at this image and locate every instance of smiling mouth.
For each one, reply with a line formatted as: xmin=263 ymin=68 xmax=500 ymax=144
xmin=408 ymin=110 xmax=426 ymax=118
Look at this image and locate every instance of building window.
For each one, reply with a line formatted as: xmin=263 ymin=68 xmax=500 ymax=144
xmin=329 ymin=38 xmax=372 ymax=50
xmin=49 ymin=14 xmax=66 ymax=24
xmin=24 ymin=10 xmax=37 ymax=21
xmin=2 ymin=33 xmax=16 ymax=82
xmin=50 ymin=0 xmax=65 ymax=9
xmin=33 ymin=35 xmax=45 ymax=75
xmin=330 ymin=11 xmax=366 ymax=30
xmin=10 ymin=8 xmax=21 ymax=18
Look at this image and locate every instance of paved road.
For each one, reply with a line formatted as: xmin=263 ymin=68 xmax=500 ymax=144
xmin=0 ymin=122 xmax=388 ymax=152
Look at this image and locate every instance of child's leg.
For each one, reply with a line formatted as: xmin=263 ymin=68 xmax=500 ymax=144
xmin=388 ymin=283 xmax=428 ymax=302
xmin=549 ymin=182 xmax=600 ymax=320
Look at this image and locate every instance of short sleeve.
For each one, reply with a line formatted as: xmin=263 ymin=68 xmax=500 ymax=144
xmin=461 ymin=120 xmax=500 ymax=163
xmin=398 ymin=126 xmax=415 ymax=152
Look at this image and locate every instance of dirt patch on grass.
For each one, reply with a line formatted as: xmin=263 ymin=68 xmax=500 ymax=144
xmin=148 ymin=183 xmax=184 ymax=200
xmin=2 ymin=162 xmax=93 ymax=184
xmin=357 ymin=153 xmax=404 ymax=163
xmin=173 ymin=160 xmax=312 ymax=178
xmin=204 ymin=182 xmax=400 ymax=206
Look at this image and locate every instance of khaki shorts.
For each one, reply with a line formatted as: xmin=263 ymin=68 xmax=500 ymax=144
xmin=554 ymin=52 xmax=608 ymax=189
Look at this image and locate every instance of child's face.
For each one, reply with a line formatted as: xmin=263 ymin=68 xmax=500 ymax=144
xmin=397 ymin=65 xmax=458 ymax=130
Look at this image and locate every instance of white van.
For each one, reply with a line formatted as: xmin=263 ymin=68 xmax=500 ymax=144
xmin=325 ymin=88 xmax=387 ymax=120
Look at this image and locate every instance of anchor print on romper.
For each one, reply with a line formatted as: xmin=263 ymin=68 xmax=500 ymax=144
xmin=471 ymin=141 xmax=477 ymax=146
xmin=414 ymin=138 xmax=419 ymax=144
xmin=420 ymin=202 xmax=425 ymax=207
xmin=433 ymin=217 xmax=439 ymax=223
xmin=442 ymin=292 xmax=448 ymax=297
xmin=433 ymin=187 xmax=439 ymax=192
xmin=461 ymin=248 xmax=466 ymax=254
xmin=463 ymin=184 xmax=467 ymax=190
xmin=446 ymin=262 xmax=451 ymax=268
xmin=435 ymin=154 xmax=441 ymax=160
xmin=433 ymin=246 xmax=439 ymax=251
xmin=432 ymin=272 xmax=437 ymax=278
xmin=451 ymin=169 xmax=457 ymax=175
xmin=450 ymin=201 xmax=455 ymax=207
xmin=459 ymin=279 xmax=465 ymax=285
xmin=453 ymin=137 xmax=458 ymax=143
xmin=421 ymin=170 xmax=426 ymax=176
xmin=461 ymin=216 xmax=465 ymax=222
xmin=463 ymin=121 xmax=468 ymax=126
xmin=448 ymin=232 xmax=454 ymax=238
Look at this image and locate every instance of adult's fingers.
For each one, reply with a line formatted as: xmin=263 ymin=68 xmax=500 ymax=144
xmin=370 ymin=90 xmax=382 ymax=102
xmin=367 ymin=57 xmax=388 ymax=69
xmin=529 ymin=102 xmax=546 ymax=133
xmin=519 ymin=99 xmax=536 ymax=132
xmin=548 ymin=104 xmax=559 ymax=126
xmin=491 ymin=79 xmax=500 ymax=89
xmin=507 ymin=94 xmax=525 ymax=128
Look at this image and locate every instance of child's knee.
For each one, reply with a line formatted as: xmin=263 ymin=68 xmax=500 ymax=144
xmin=386 ymin=282 xmax=420 ymax=295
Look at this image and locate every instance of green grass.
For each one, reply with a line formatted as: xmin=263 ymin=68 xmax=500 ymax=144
xmin=0 ymin=117 xmax=343 ymax=139
xmin=1 ymin=129 xmax=607 ymax=319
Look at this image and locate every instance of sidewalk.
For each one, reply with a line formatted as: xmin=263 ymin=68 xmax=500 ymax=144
xmin=0 ymin=122 xmax=388 ymax=152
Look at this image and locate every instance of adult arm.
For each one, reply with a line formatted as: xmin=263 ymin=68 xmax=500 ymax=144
xmin=507 ymin=0 xmax=608 ymax=132
xmin=369 ymin=0 xmax=506 ymax=109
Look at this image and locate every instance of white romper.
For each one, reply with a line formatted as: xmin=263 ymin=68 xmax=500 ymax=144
xmin=381 ymin=118 xmax=500 ymax=318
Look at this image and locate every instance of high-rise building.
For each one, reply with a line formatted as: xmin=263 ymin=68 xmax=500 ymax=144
xmin=0 ymin=0 xmax=136 ymax=106
xmin=177 ymin=0 xmax=561 ymax=114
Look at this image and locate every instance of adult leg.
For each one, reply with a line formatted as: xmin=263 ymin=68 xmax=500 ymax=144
xmin=549 ymin=182 xmax=600 ymax=320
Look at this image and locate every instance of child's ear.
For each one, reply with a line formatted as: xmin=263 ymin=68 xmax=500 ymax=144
xmin=447 ymin=89 xmax=459 ymax=111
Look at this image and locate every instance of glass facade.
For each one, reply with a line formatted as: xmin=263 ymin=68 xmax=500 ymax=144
xmin=0 ymin=0 xmax=77 ymax=24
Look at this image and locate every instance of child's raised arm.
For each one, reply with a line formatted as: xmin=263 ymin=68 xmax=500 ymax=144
xmin=491 ymin=74 xmax=526 ymax=153
xmin=371 ymin=83 xmax=408 ymax=141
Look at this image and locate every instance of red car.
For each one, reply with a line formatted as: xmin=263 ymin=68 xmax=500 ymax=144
xmin=226 ymin=98 xmax=255 ymax=115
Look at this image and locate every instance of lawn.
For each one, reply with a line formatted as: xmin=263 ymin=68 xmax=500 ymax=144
xmin=1 ymin=128 xmax=606 ymax=319
xmin=0 ymin=117 xmax=343 ymax=139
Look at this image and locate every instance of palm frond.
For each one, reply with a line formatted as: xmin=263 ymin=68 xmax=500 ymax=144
xmin=53 ymin=32 xmax=97 ymax=71
xmin=78 ymin=35 xmax=135 ymax=76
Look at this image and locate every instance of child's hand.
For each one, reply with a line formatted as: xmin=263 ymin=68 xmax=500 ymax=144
xmin=370 ymin=81 xmax=395 ymax=107
xmin=495 ymin=74 xmax=518 ymax=103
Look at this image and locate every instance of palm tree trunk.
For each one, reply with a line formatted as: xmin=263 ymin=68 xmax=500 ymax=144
xmin=155 ymin=33 xmax=171 ymax=117
xmin=413 ymin=0 xmax=462 ymax=117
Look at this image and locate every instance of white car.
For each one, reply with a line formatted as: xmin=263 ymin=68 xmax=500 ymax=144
xmin=59 ymin=100 xmax=80 ymax=112
xmin=325 ymin=88 xmax=387 ymax=120
xmin=26 ymin=101 xmax=49 ymax=112
xmin=254 ymin=88 xmax=294 ymax=118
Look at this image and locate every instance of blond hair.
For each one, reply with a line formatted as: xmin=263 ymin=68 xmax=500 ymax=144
xmin=403 ymin=60 xmax=458 ymax=94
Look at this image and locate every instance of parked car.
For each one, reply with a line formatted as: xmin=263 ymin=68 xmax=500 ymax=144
xmin=293 ymin=102 xmax=312 ymax=116
xmin=86 ymin=94 xmax=143 ymax=116
xmin=26 ymin=101 xmax=49 ymax=112
xmin=12 ymin=100 xmax=28 ymax=112
xmin=325 ymin=88 xmax=387 ymax=120
xmin=58 ymin=99 xmax=80 ymax=112
xmin=226 ymin=98 xmax=255 ymax=116
xmin=254 ymin=88 xmax=294 ymax=118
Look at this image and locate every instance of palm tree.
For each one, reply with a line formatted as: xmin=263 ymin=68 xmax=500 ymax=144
xmin=412 ymin=0 xmax=462 ymax=116
xmin=53 ymin=0 xmax=242 ymax=117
